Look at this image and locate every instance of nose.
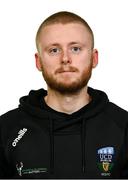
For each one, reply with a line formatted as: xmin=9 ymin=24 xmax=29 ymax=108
xmin=61 ymin=49 xmax=72 ymax=65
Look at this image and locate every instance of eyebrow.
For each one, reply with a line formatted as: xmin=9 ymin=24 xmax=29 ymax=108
xmin=69 ymin=42 xmax=83 ymax=45
xmin=44 ymin=43 xmax=60 ymax=50
xmin=45 ymin=41 xmax=85 ymax=48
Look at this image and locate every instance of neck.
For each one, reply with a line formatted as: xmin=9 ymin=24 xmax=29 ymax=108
xmin=44 ymin=86 xmax=91 ymax=114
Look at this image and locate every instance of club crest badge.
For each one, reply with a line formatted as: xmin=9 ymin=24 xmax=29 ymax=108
xmin=97 ymin=147 xmax=115 ymax=176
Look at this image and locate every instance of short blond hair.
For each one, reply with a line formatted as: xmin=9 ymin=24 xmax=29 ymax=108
xmin=36 ymin=11 xmax=94 ymax=51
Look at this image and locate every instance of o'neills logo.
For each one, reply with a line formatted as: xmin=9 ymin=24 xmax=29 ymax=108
xmin=12 ymin=128 xmax=27 ymax=147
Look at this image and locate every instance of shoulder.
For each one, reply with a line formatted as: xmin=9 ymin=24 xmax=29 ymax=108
xmin=105 ymin=102 xmax=128 ymax=128
xmin=107 ymin=102 xmax=128 ymax=116
xmin=0 ymin=108 xmax=23 ymax=127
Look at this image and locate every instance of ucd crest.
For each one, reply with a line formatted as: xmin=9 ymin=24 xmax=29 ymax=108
xmin=102 ymin=161 xmax=109 ymax=172
xmin=97 ymin=147 xmax=115 ymax=176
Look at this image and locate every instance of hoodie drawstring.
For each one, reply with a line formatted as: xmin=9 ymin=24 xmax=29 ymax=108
xmin=49 ymin=116 xmax=54 ymax=174
xmin=81 ymin=117 xmax=86 ymax=173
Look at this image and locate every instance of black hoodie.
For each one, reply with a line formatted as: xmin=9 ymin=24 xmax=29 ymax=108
xmin=0 ymin=87 xmax=128 ymax=179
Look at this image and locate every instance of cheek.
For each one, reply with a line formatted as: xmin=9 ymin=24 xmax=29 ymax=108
xmin=40 ymin=55 xmax=55 ymax=70
xmin=43 ymin=63 xmax=55 ymax=75
xmin=84 ymin=53 xmax=93 ymax=66
xmin=41 ymin=53 xmax=62 ymax=73
xmin=74 ymin=54 xmax=92 ymax=69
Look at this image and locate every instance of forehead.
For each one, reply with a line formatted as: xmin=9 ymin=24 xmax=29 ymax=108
xmin=38 ymin=23 xmax=92 ymax=46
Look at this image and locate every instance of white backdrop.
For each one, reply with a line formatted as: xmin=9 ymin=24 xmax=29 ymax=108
xmin=0 ymin=0 xmax=128 ymax=114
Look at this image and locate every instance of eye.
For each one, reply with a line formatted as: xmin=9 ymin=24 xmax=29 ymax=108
xmin=71 ymin=46 xmax=81 ymax=53
xmin=48 ymin=47 xmax=61 ymax=55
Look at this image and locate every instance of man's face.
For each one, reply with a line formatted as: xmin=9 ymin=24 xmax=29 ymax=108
xmin=35 ymin=23 xmax=98 ymax=94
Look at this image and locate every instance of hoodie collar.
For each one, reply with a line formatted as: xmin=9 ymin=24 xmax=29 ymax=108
xmin=19 ymin=86 xmax=109 ymax=121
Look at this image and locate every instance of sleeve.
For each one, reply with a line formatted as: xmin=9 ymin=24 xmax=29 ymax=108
xmin=0 ymin=144 xmax=9 ymax=178
xmin=120 ymin=123 xmax=128 ymax=178
xmin=0 ymin=117 xmax=13 ymax=178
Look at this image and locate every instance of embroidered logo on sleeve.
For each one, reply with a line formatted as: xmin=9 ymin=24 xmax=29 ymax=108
xmin=16 ymin=162 xmax=23 ymax=176
xmin=12 ymin=128 xmax=27 ymax=147
xmin=16 ymin=162 xmax=47 ymax=176
xmin=97 ymin=147 xmax=115 ymax=177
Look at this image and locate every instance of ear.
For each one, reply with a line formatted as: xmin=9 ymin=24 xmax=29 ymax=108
xmin=92 ymin=49 xmax=98 ymax=68
xmin=35 ymin=53 xmax=42 ymax=71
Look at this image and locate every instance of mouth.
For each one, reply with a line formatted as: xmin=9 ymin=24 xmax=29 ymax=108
xmin=59 ymin=70 xmax=76 ymax=73
xmin=55 ymin=67 xmax=78 ymax=74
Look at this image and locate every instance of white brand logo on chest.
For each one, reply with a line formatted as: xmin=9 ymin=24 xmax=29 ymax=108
xmin=12 ymin=128 xmax=27 ymax=147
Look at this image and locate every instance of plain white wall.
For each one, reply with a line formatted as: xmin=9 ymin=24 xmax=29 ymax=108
xmin=0 ymin=0 xmax=128 ymax=114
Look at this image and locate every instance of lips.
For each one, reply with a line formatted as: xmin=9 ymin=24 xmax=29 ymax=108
xmin=59 ymin=70 xmax=75 ymax=73
xmin=55 ymin=67 xmax=78 ymax=74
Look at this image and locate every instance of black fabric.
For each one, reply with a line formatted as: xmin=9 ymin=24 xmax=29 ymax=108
xmin=0 ymin=87 xmax=128 ymax=179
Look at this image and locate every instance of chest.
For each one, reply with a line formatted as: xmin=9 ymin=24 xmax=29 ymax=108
xmin=5 ymin=125 xmax=124 ymax=178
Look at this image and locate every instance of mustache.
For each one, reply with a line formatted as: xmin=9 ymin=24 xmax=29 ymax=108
xmin=55 ymin=66 xmax=78 ymax=74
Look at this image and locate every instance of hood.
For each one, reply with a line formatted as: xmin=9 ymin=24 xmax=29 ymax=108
xmin=19 ymin=86 xmax=109 ymax=175
xmin=19 ymin=86 xmax=109 ymax=124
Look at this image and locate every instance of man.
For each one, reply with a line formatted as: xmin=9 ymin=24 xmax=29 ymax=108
xmin=0 ymin=11 xmax=128 ymax=179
